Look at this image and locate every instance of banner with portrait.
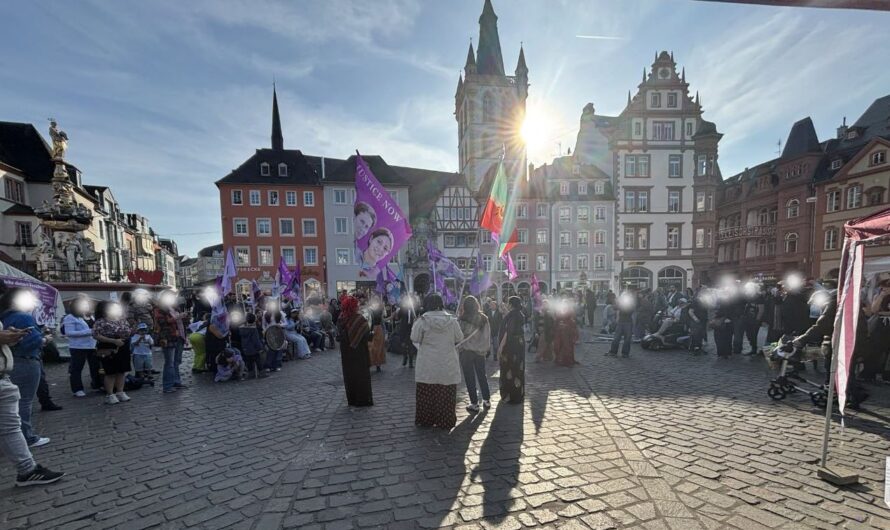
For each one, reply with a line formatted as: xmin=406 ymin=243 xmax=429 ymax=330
xmin=354 ymin=152 xmax=411 ymax=277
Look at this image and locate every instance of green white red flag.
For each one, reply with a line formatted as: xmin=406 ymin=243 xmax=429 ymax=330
xmin=479 ymin=159 xmax=519 ymax=257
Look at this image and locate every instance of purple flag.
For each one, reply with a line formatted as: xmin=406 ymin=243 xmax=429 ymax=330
xmin=290 ymin=261 xmax=303 ymax=306
xmin=427 ymin=240 xmax=463 ymax=279
xmin=503 ymin=253 xmax=518 ymax=281
xmin=434 ymin=269 xmax=445 ymax=295
xmin=277 ymin=258 xmax=292 ymax=295
xmin=375 ymin=264 xmax=400 ymax=300
xmin=354 ymin=153 xmax=411 ymax=276
xmin=220 ymin=248 xmax=237 ymax=296
xmin=469 ymin=256 xmax=492 ymax=296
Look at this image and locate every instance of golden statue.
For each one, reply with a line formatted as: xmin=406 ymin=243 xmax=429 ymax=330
xmin=49 ymin=119 xmax=68 ymax=160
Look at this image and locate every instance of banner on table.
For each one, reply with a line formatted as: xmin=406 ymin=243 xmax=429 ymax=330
xmin=0 ymin=275 xmax=59 ymax=328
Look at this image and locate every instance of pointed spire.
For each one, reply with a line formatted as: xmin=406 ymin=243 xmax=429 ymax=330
xmin=681 ymin=67 xmax=686 ymax=82
xmin=655 ymin=51 xmax=658 ymax=63
xmin=455 ymin=74 xmax=463 ymax=96
xmin=642 ymin=68 xmax=647 ymax=84
xmin=627 ymin=90 xmax=631 ymax=106
xmin=515 ymin=43 xmax=528 ymax=76
xmin=464 ymin=41 xmax=476 ymax=73
xmin=670 ymin=50 xmax=674 ymax=62
xmin=476 ymin=0 xmax=505 ymax=76
xmin=271 ymin=83 xmax=283 ymax=151
xmin=695 ymin=91 xmax=700 ymax=106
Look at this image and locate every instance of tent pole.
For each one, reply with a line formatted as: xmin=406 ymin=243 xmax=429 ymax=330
xmin=819 ymin=339 xmax=836 ymax=466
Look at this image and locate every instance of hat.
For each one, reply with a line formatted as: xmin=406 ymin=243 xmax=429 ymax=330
xmin=137 ymin=322 xmax=148 ymax=330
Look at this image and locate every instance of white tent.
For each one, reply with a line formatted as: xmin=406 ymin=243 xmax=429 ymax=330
xmin=0 ymin=261 xmax=65 ymax=329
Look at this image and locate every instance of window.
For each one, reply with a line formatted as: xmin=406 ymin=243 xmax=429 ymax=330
xmin=758 ymin=208 xmax=769 ymax=226
xmin=686 ymin=122 xmax=693 ymax=137
xmin=625 ymin=191 xmax=636 ymax=213
xmin=279 ymin=218 xmax=294 ymax=236
xmin=334 ymin=189 xmax=347 ymax=204
xmin=625 ymin=156 xmax=636 ymax=177
xmin=336 ymin=248 xmax=351 ymax=265
xmin=697 ymin=155 xmax=708 ymax=176
xmin=594 ymin=230 xmax=606 ymax=245
xmin=560 ymin=255 xmax=571 ymax=271
xmin=652 ymin=121 xmax=675 ymax=141
xmin=559 ymin=207 xmax=571 ymax=223
xmin=231 ymin=190 xmax=243 ymax=205
xmin=824 ymin=228 xmax=838 ymax=250
xmin=536 ymin=254 xmax=548 ymax=271
xmin=14 ymin=222 xmax=32 ymax=246
xmin=695 ymin=228 xmax=705 ymax=248
xmin=577 ymin=255 xmax=589 ymax=270
xmin=560 ymin=231 xmax=572 ymax=247
xmin=696 ymin=192 xmax=706 ymax=212
xmin=233 ymin=218 xmax=248 ymax=236
xmin=481 ymin=231 xmax=492 ymax=244
xmin=634 ymin=122 xmax=642 ymax=136
xmin=669 ymin=155 xmax=682 ymax=178
xmin=285 ymin=191 xmax=297 ymax=206
xmin=249 ymin=190 xmax=261 ymax=206
xmin=667 ymin=226 xmax=680 ymax=249
xmin=444 ymin=235 xmax=456 ymax=247
xmin=757 ymin=238 xmax=769 ymax=257
xmin=830 ymin=159 xmax=842 ymax=170
xmin=868 ymin=188 xmax=884 ymax=206
xmin=624 ymin=227 xmax=635 ymax=249
xmin=258 ymin=247 xmax=273 ymax=266
xmin=483 ymin=92 xmax=495 ymax=123
xmin=638 ymin=227 xmax=648 ymax=249
xmin=536 ymin=203 xmax=547 ymax=218
xmin=594 ymin=254 xmax=605 ymax=270
xmin=389 ymin=190 xmax=398 ymax=202
xmin=577 ymin=206 xmax=589 ymax=222
xmin=638 ymin=191 xmax=649 ymax=212
xmin=577 ymin=231 xmax=589 ymax=246
xmin=786 ymin=199 xmax=800 ymax=219
xmin=304 ymin=247 xmax=318 ymax=266
xmin=236 ymin=247 xmax=250 ymax=266
xmin=594 ymin=181 xmax=604 ymax=194
xmin=268 ymin=191 xmax=279 ymax=206
xmin=281 ymin=247 xmax=296 ymax=266
xmin=578 ymin=182 xmax=588 ymax=195
xmin=594 ymin=207 xmax=606 ymax=221
xmin=667 ymin=93 xmax=677 ymax=108
xmin=668 ymin=191 xmax=681 ymax=213
xmin=517 ymin=203 xmax=528 ymax=219
xmin=303 ymin=191 xmax=315 ymax=207
xmin=302 ymin=219 xmax=317 ymax=236
xmin=335 ymin=217 xmax=348 ymax=235
xmin=651 ymin=92 xmax=661 ymax=108
xmin=516 ymin=255 xmax=528 ymax=272
xmin=257 ymin=218 xmax=272 ymax=236
xmin=560 ymin=182 xmax=569 ymax=195
xmin=536 ymin=229 xmax=547 ymax=245
xmin=847 ymin=185 xmax=862 ymax=209
xmin=871 ymin=151 xmax=886 ymax=166
xmin=278 ymin=163 xmax=287 ymax=177
xmin=517 ymin=229 xmax=528 ymax=244
xmin=482 ymin=255 xmax=493 ymax=272
xmin=625 ymin=155 xmax=650 ymax=177
xmin=826 ymin=190 xmax=840 ymax=212
xmin=784 ymin=233 xmax=799 ymax=253
xmin=260 ymin=163 xmax=270 ymax=176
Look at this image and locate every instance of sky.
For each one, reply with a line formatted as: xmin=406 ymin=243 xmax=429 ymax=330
xmin=1 ymin=0 xmax=888 ymax=257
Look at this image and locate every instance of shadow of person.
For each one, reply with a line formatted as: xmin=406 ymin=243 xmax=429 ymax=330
xmin=472 ymin=400 xmax=525 ymax=523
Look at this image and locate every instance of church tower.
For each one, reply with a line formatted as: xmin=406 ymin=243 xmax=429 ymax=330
xmin=455 ymin=0 xmax=528 ymax=194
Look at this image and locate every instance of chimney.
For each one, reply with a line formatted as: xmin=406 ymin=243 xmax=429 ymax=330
xmin=836 ymin=116 xmax=847 ymax=140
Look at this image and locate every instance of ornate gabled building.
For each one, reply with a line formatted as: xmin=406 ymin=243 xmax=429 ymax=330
xmin=612 ymin=51 xmax=721 ymax=291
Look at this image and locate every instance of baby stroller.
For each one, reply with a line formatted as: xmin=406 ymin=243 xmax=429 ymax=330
xmin=764 ymin=338 xmax=829 ymax=407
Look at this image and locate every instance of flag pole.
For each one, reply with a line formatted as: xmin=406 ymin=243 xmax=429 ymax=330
xmin=459 ymin=247 xmax=477 ymax=302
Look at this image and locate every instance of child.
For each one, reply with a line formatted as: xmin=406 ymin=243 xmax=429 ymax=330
xmin=239 ymin=314 xmax=267 ymax=379
xmin=130 ymin=323 xmax=154 ymax=381
xmin=214 ymin=347 xmax=245 ymax=382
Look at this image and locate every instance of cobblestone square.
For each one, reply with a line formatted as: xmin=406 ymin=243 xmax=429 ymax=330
xmin=2 ymin=330 xmax=889 ymax=529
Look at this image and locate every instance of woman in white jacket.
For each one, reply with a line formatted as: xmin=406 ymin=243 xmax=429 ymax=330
xmin=411 ymin=293 xmax=463 ymax=429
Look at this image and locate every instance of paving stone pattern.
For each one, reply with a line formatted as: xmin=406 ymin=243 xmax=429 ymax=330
xmin=1 ymin=328 xmax=888 ymax=529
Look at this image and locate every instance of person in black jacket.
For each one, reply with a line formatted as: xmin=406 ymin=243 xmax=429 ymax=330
xmin=608 ymin=291 xmax=636 ymax=358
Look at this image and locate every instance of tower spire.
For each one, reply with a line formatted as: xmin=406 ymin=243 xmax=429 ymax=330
xmin=627 ymin=90 xmax=631 ymax=106
xmin=464 ymin=41 xmax=476 ymax=74
xmin=476 ymin=0 xmax=505 ymax=76
xmin=515 ymin=42 xmax=528 ymax=76
xmin=681 ymin=67 xmax=686 ymax=82
xmin=271 ymin=84 xmax=283 ymax=151
xmin=642 ymin=68 xmax=646 ymax=84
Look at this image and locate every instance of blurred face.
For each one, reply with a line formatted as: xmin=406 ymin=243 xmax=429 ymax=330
xmin=73 ymin=297 xmax=92 ymax=317
xmin=105 ymin=302 xmax=124 ymax=321
xmin=354 ymin=212 xmax=374 ymax=239
xmin=13 ymin=290 xmax=38 ymax=313
xmin=158 ymin=290 xmax=178 ymax=310
xmin=365 ymin=234 xmax=392 ymax=263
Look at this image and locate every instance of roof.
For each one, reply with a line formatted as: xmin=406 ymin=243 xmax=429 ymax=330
xmin=317 ymin=154 xmax=410 ymax=185
xmin=532 ymin=156 xmax=614 ymax=201
xmin=3 ymin=203 xmax=35 ymax=216
xmin=0 ymin=121 xmax=54 ymax=182
xmin=782 ymin=117 xmax=821 ymax=158
xmin=216 ymin=148 xmax=319 ymax=185
xmin=389 ymin=165 xmax=462 ymax=216
xmin=197 ymin=243 xmax=223 ymax=257
xmin=475 ymin=0 xmax=505 ymax=76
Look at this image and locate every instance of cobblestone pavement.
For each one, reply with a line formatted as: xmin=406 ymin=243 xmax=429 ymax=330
xmin=1 ymin=328 xmax=889 ymax=529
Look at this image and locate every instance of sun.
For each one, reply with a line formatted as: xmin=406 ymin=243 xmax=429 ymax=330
xmin=518 ymin=103 xmax=559 ymax=164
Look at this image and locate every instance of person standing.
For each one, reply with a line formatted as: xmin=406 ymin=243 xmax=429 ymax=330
xmin=712 ymin=297 xmax=735 ymax=359
xmin=411 ymin=294 xmax=463 ymax=427
xmin=533 ymin=300 xmax=554 ymax=362
xmin=63 ymin=296 xmax=100 ymax=396
xmin=497 ymin=296 xmax=526 ymax=403
xmin=585 ymin=289 xmax=596 ymax=328
xmin=553 ymin=297 xmax=579 ymax=366
xmin=92 ymin=301 xmax=133 ymax=404
xmin=484 ymin=299 xmax=502 ymax=360
xmin=337 ymin=296 xmax=373 ymax=406
xmin=154 ymin=291 xmax=187 ymax=393
xmin=398 ymin=295 xmax=418 ymax=368
xmin=367 ymin=297 xmax=386 ymax=372
xmin=457 ymin=296 xmax=491 ymax=413
xmin=608 ymin=291 xmax=636 ymax=358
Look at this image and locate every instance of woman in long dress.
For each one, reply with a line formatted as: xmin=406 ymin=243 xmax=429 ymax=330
xmin=411 ymin=294 xmax=463 ymax=428
xmin=553 ymin=297 xmax=579 ymax=367
xmin=498 ymin=296 xmax=526 ymax=404
xmin=338 ymin=296 xmax=373 ymax=407
xmin=368 ymin=297 xmax=386 ymax=371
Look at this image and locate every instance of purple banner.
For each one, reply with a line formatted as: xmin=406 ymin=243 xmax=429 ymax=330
xmin=0 ymin=275 xmax=59 ymax=328
xmin=354 ymin=153 xmax=411 ymax=277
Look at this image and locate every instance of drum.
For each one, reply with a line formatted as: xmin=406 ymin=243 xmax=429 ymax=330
xmin=264 ymin=324 xmax=287 ymax=351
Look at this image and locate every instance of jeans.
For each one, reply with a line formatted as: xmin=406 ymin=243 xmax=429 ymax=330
xmin=0 ymin=377 xmax=36 ymax=476
xmin=732 ymin=318 xmax=757 ymax=355
xmin=37 ymin=363 xmax=53 ymax=407
xmin=69 ymin=348 xmax=100 ymax=393
xmin=490 ymin=334 xmax=499 ymax=358
xmin=609 ymin=321 xmax=633 ymax=355
xmin=460 ymin=350 xmax=490 ymax=405
xmin=162 ymin=339 xmax=184 ymax=391
xmin=9 ymin=358 xmax=41 ymax=445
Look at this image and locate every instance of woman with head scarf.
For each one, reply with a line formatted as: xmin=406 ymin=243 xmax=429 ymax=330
xmin=498 ymin=296 xmax=526 ymax=403
xmin=337 ymin=296 xmax=373 ymax=407
xmin=411 ymin=294 xmax=463 ymax=428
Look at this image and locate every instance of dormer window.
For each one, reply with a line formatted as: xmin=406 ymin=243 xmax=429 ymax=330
xmin=594 ymin=181 xmax=604 ymax=195
xmin=871 ymin=151 xmax=886 ymax=166
xmin=572 ymin=165 xmax=580 ymax=176
xmin=278 ymin=163 xmax=288 ymax=176
xmin=846 ymin=130 xmax=858 ymax=140
xmin=650 ymin=92 xmax=661 ymax=108
xmin=830 ymin=159 xmax=842 ymax=170
xmin=260 ymin=162 xmax=270 ymax=176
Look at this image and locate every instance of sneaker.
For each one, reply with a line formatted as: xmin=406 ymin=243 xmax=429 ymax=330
xmin=41 ymin=402 xmax=63 ymax=412
xmin=482 ymin=400 xmax=491 ymax=409
xmin=466 ymin=403 xmax=480 ymax=413
xmin=621 ymin=353 xmax=630 ymax=358
xmin=274 ymin=368 xmax=282 ymax=372
xmin=73 ymin=391 xmax=87 ymax=398
xmin=173 ymin=383 xmax=188 ymax=389
xmin=29 ymin=437 xmax=50 ymax=448
xmin=15 ymin=465 xmax=65 ymax=487
xmin=115 ymin=392 xmax=130 ymax=402
xmin=163 ymin=388 xmax=178 ymax=393
xmin=104 ymin=394 xmax=119 ymax=405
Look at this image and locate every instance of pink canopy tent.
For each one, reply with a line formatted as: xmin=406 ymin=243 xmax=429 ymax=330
xmin=832 ymin=206 xmax=890 ymax=414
